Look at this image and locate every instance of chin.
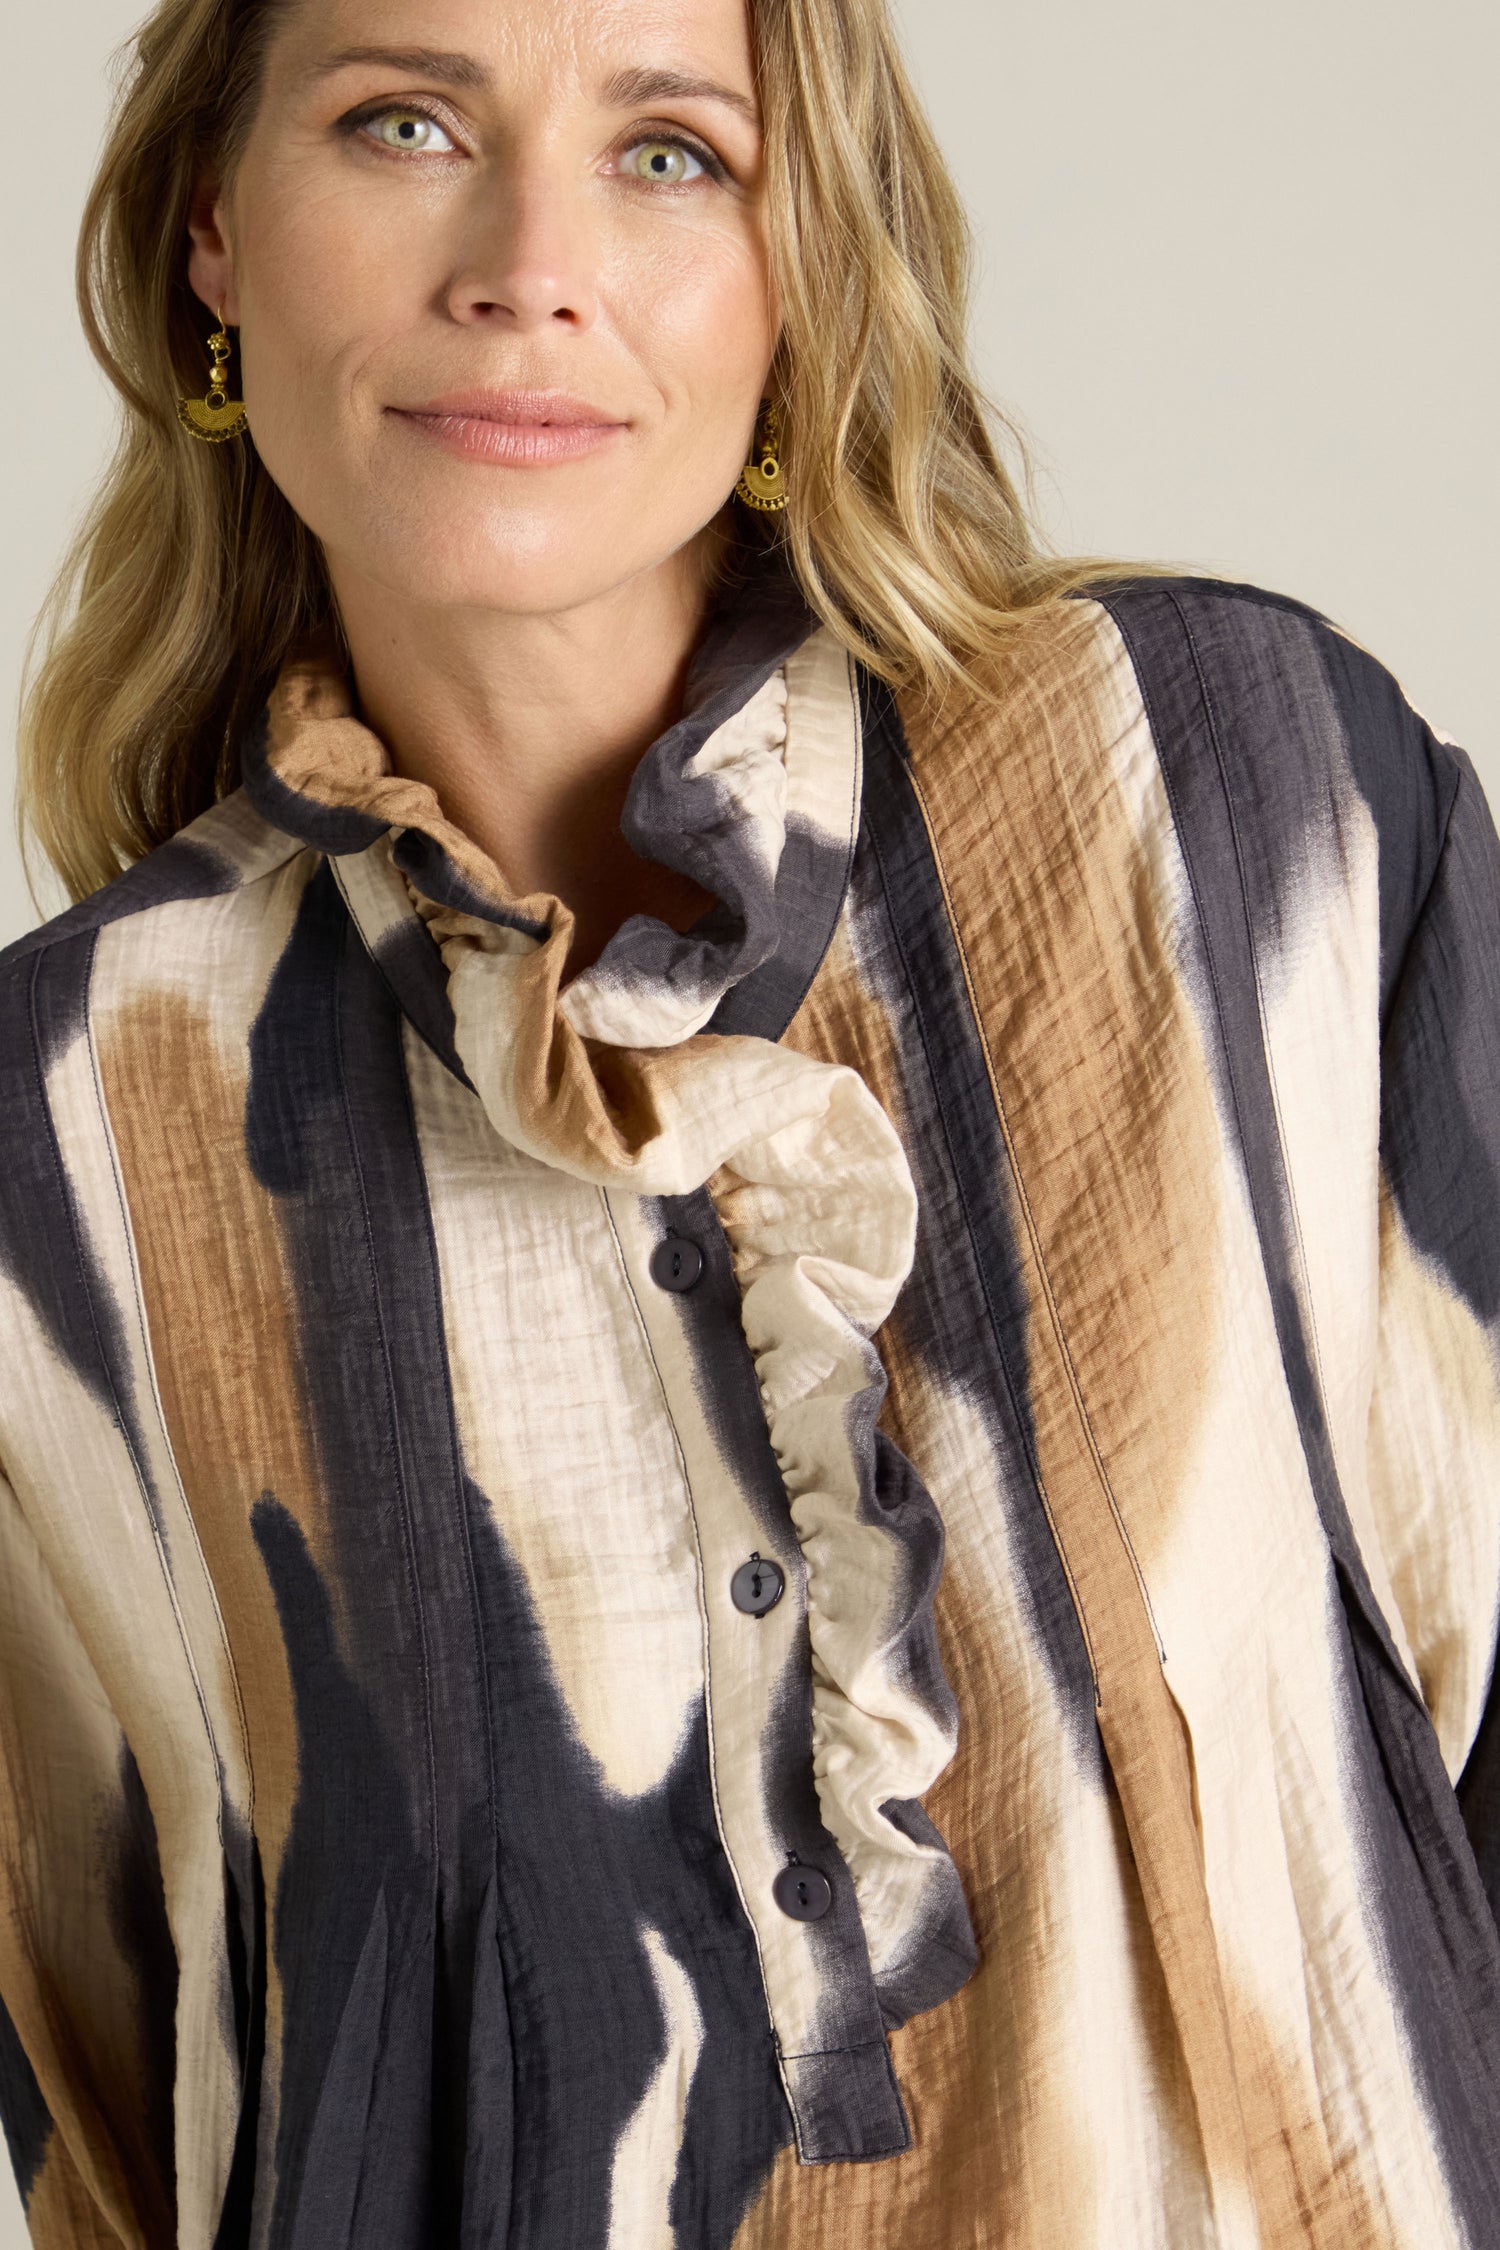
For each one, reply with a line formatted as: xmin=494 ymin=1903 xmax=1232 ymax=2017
xmin=346 ymin=493 xmax=726 ymax=618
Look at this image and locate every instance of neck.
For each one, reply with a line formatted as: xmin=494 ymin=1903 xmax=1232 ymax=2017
xmin=329 ymin=536 xmax=726 ymax=977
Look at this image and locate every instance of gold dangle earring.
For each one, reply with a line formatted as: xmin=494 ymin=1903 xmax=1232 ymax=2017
xmin=734 ymin=400 xmax=789 ymax=513
xmin=177 ymin=309 xmax=248 ymax=444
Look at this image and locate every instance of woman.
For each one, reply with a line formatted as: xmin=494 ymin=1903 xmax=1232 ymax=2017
xmin=3 ymin=0 xmax=1499 ymax=2241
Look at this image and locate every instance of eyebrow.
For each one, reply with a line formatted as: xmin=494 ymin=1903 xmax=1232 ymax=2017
xmin=304 ymin=47 xmax=759 ymax=127
xmin=307 ymin=46 xmax=492 ymax=91
xmin=601 ymin=66 xmax=759 ymax=127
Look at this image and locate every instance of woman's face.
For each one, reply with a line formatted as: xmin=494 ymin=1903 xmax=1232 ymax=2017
xmin=190 ymin=0 xmax=775 ymax=620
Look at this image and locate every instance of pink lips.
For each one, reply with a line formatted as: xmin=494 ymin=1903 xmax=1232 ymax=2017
xmin=390 ymin=390 xmax=629 ymax=465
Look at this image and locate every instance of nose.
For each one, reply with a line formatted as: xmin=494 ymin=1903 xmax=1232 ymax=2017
xmin=445 ymin=167 xmax=600 ymax=333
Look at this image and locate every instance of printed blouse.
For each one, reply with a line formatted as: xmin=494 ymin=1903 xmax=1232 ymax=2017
xmin=2 ymin=570 xmax=1500 ymax=2249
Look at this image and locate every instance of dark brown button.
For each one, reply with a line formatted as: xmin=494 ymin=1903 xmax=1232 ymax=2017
xmin=730 ymin=1553 xmax=785 ymax=1617
xmin=650 ymin=1235 xmax=704 ymax=1293
xmin=773 ymin=1862 xmax=833 ymax=1922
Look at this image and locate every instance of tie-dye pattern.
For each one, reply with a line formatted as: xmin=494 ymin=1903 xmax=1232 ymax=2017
xmin=2 ymin=574 xmax=1500 ymax=2248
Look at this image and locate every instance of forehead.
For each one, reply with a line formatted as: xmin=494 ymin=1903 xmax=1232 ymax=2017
xmin=272 ymin=0 xmax=757 ymax=92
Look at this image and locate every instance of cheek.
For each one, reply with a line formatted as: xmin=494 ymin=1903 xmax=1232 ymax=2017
xmin=230 ymin=164 xmax=437 ymax=502
xmin=607 ymin=220 xmax=774 ymax=431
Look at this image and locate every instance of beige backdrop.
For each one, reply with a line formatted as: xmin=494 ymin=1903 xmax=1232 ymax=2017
xmin=0 ymin=0 xmax=1495 ymax=2236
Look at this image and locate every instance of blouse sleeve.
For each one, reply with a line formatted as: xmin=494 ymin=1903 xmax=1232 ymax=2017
xmin=0 ymin=1466 xmax=177 ymax=2248
xmin=1360 ymin=738 xmax=1500 ymax=1888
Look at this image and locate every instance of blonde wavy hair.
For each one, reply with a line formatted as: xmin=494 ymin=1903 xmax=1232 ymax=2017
xmin=20 ymin=0 xmax=1097 ymax=906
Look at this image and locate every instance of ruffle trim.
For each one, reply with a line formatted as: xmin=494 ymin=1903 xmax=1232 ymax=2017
xmin=241 ymin=580 xmax=812 ymax=1056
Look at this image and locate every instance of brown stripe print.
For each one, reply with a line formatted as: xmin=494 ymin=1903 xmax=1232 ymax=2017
xmin=91 ymin=887 xmax=334 ymax=2201
xmin=752 ymin=908 xmax=1205 ymax=2244
xmin=890 ymin=599 xmax=1410 ymax=2246
xmin=20 ymin=2134 xmax=139 ymax=2250
xmin=0 ymin=1478 xmax=174 ymax=2249
xmin=92 ymin=984 xmax=318 ymax=1892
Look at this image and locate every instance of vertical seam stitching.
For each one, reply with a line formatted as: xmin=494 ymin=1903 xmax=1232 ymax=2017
xmin=599 ymin=1186 xmax=813 ymax=2161
xmin=332 ymin=929 xmax=440 ymax=1868
xmin=860 ymin=755 xmax=1101 ymax=1699
xmin=83 ymin=976 xmax=255 ymax=1836
xmin=1170 ymin=591 xmax=1342 ymax=1493
xmin=392 ymin=1020 xmax=500 ymax=1852
xmin=894 ymin=709 xmax=1167 ymax=1670
xmin=26 ymin=938 xmax=228 ymax=1803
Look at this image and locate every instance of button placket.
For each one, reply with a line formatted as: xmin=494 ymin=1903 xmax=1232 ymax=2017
xmin=609 ymin=1184 xmax=907 ymax=2161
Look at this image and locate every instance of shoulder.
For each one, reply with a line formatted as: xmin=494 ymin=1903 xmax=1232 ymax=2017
xmin=0 ymin=797 xmax=311 ymax=1288
xmin=1096 ymin=570 xmax=1459 ymax=814
xmin=1093 ymin=574 xmax=1477 ymax=1006
xmin=0 ymin=789 xmax=306 ymax=1012
xmin=898 ymin=572 xmax=1477 ymax=1012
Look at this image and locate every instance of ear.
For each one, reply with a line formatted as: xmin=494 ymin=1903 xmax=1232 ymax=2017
xmin=186 ymin=173 xmax=239 ymax=323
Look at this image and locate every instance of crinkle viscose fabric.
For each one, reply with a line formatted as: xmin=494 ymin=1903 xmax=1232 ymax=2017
xmin=4 ymin=573 xmax=1500 ymax=2249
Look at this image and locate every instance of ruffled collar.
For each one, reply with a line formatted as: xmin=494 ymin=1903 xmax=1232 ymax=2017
xmin=239 ymin=565 xmax=863 ymax=1061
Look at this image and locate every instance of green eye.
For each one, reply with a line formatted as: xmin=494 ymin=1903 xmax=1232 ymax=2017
xmin=625 ymin=140 xmax=702 ymax=184
xmin=369 ymin=109 xmax=454 ymax=153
